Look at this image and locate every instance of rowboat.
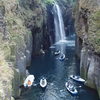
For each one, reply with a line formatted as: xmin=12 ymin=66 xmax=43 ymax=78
xmin=40 ymin=77 xmax=47 ymax=90
xmin=23 ymin=75 xmax=35 ymax=88
xmin=59 ymin=54 xmax=65 ymax=61
xmin=55 ymin=51 xmax=60 ymax=55
xmin=65 ymin=82 xmax=78 ymax=95
xmin=70 ymin=75 xmax=85 ymax=84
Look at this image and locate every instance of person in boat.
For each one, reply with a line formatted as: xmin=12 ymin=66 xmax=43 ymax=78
xmin=42 ymin=77 xmax=45 ymax=80
xmin=57 ymin=50 xmax=59 ymax=52
xmin=27 ymin=80 xmax=31 ymax=90
xmin=67 ymin=82 xmax=69 ymax=87
xmin=42 ymin=77 xmax=45 ymax=85
xmin=61 ymin=55 xmax=63 ymax=58
xmin=28 ymin=80 xmax=31 ymax=86
xmin=72 ymin=86 xmax=75 ymax=92
xmin=73 ymin=75 xmax=75 ymax=78
xmin=77 ymin=76 xmax=80 ymax=79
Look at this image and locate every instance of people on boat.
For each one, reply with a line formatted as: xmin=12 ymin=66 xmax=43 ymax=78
xmin=57 ymin=50 xmax=59 ymax=52
xmin=42 ymin=77 xmax=45 ymax=80
xmin=28 ymin=80 xmax=31 ymax=86
xmin=42 ymin=77 xmax=45 ymax=85
xmin=67 ymin=82 xmax=69 ymax=87
xmin=72 ymin=86 xmax=75 ymax=92
xmin=73 ymin=75 xmax=75 ymax=78
xmin=69 ymin=85 xmax=74 ymax=91
xmin=77 ymin=76 xmax=80 ymax=79
xmin=61 ymin=55 xmax=63 ymax=58
xmin=55 ymin=50 xmax=60 ymax=55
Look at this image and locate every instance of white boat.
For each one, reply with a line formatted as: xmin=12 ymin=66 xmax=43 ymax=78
xmin=40 ymin=78 xmax=47 ymax=89
xmin=65 ymin=82 xmax=78 ymax=95
xmin=55 ymin=51 xmax=60 ymax=55
xmin=23 ymin=75 xmax=35 ymax=88
xmin=59 ymin=54 xmax=65 ymax=61
xmin=70 ymin=75 xmax=85 ymax=84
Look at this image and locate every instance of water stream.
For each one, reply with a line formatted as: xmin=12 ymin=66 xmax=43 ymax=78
xmin=20 ymin=33 xmax=99 ymax=100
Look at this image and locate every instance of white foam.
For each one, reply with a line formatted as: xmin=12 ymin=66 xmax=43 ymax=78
xmin=54 ymin=40 xmax=75 ymax=46
xmin=49 ymin=45 xmax=55 ymax=48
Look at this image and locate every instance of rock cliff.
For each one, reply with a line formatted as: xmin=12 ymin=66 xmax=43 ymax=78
xmin=0 ymin=0 xmax=47 ymax=99
xmin=73 ymin=0 xmax=100 ymax=97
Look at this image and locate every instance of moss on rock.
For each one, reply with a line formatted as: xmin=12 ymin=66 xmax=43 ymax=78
xmin=3 ymin=44 xmax=11 ymax=61
xmin=85 ymin=77 xmax=96 ymax=89
xmin=0 ymin=51 xmax=14 ymax=100
xmin=80 ymin=66 xmax=87 ymax=80
xmin=88 ymin=10 xmax=100 ymax=53
xmin=12 ymin=68 xmax=20 ymax=97
xmin=10 ymin=44 xmax=16 ymax=56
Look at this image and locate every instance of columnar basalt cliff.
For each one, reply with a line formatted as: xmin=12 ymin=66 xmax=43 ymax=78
xmin=0 ymin=0 xmax=47 ymax=99
xmin=73 ymin=0 xmax=100 ymax=97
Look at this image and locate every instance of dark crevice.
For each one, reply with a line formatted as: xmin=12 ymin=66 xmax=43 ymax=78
xmin=83 ymin=16 xmax=88 ymax=32
xmin=47 ymin=4 xmax=55 ymax=44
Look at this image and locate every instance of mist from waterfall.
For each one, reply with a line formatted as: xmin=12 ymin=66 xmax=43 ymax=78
xmin=52 ymin=4 xmax=66 ymax=42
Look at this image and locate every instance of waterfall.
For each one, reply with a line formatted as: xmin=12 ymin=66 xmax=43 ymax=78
xmin=52 ymin=4 xmax=66 ymax=42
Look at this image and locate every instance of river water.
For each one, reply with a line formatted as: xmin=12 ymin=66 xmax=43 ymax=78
xmin=20 ymin=33 xmax=99 ymax=100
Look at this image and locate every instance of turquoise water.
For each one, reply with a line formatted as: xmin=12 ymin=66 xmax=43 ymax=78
xmin=20 ymin=33 xmax=99 ymax=100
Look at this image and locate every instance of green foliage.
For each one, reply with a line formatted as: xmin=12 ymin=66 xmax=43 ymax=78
xmin=88 ymin=10 xmax=100 ymax=53
xmin=43 ymin=0 xmax=57 ymax=5
xmin=65 ymin=0 xmax=76 ymax=6
xmin=85 ymin=77 xmax=96 ymax=89
xmin=80 ymin=67 xmax=87 ymax=80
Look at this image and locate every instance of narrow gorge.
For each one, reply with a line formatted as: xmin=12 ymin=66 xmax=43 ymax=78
xmin=0 ymin=0 xmax=100 ymax=100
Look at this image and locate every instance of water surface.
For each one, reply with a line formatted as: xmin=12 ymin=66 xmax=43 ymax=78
xmin=20 ymin=33 xmax=99 ymax=100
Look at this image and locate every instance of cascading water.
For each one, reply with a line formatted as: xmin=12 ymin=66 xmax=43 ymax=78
xmin=52 ymin=4 xmax=66 ymax=42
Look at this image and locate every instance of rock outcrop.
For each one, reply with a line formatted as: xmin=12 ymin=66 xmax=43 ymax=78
xmin=73 ymin=0 xmax=100 ymax=97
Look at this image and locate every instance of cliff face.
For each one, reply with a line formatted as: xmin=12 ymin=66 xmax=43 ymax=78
xmin=73 ymin=0 xmax=100 ymax=97
xmin=0 ymin=0 xmax=47 ymax=99
xmin=19 ymin=0 xmax=47 ymax=56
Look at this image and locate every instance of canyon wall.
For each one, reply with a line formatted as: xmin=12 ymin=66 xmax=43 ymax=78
xmin=0 ymin=0 xmax=47 ymax=99
xmin=73 ymin=0 xmax=100 ymax=97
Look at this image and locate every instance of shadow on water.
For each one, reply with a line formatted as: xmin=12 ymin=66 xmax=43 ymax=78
xmin=20 ymin=33 xmax=99 ymax=100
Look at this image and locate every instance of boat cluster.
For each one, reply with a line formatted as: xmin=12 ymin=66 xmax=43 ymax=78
xmin=23 ymin=75 xmax=47 ymax=90
xmin=23 ymin=74 xmax=85 ymax=95
xmin=23 ymin=50 xmax=85 ymax=95
xmin=65 ymin=75 xmax=85 ymax=95
xmin=55 ymin=50 xmax=65 ymax=61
